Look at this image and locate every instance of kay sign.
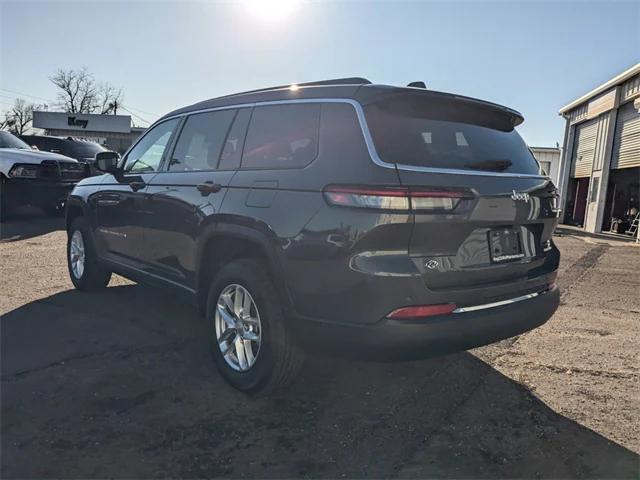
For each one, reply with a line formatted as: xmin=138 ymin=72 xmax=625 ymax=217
xmin=32 ymin=111 xmax=131 ymax=133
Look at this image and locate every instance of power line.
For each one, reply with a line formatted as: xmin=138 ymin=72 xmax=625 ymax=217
xmin=122 ymin=104 xmax=159 ymax=117
xmin=1 ymin=87 xmax=159 ymax=121
xmin=1 ymin=86 xmax=160 ymax=129
xmin=0 ymin=88 xmax=55 ymax=104
xmin=120 ymin=106 xmax=151 ymax=126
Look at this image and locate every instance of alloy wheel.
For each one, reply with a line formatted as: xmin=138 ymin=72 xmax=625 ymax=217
xmin=214 ymin=284 xmax=262 ymax=372
xmin=69 ymin=230 xmax=85 ymax=279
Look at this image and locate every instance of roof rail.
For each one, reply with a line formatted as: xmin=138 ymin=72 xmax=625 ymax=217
xmin=227 ymin=77 xmax=371 ymax=97
xmin=296 ymin=77 xmax=371 ymax=87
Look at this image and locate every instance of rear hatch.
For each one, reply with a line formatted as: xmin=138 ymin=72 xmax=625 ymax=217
xmin=361 ymin=89 xmax=560 ymax=300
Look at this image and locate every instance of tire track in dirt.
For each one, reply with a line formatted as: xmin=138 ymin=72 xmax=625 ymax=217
xmin=558 ymin=244 xmax=608 ymax=299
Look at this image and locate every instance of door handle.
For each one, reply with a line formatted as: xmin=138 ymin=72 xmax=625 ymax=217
xmin=129 ymin=181 xmax=146 ymax=192
xmin=196 ymin=181 xmax=222 ymax=196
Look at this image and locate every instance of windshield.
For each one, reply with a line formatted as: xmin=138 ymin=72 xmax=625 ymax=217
xmin=364 ymin=97 xmax=541 ymax=175
xmin=0 ymin=131 xmax=30 ymax=149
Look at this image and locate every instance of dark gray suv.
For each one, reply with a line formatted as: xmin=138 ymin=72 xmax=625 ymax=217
xmin=65 ymin=78 xmax=561 ymax=392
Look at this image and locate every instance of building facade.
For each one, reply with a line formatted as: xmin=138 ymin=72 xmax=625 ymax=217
xmin=32 ymin=111 xmax=146 ymax=154
xmin=558 ymin=64 xmax=640 ymax=236
xmin=530 ymin=146 xmax=561 ymax=187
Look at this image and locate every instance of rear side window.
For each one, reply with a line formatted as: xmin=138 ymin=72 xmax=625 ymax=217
xmin=364 ymin=96 xmax=540 ymax=175
xmin=169 ymin=110 xmax=236 ymax=171
xmin=242 ymin=104 xmax=320 ymax=169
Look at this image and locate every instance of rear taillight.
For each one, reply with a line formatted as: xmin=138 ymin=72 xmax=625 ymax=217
xmin=387 ymin=303 xmax=457 ymax=319
xmin=323 ymin=185 xmax=473 ymax=212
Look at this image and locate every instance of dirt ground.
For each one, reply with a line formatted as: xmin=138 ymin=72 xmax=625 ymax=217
xmin=1 ymin=212 xmax=638 ymax=478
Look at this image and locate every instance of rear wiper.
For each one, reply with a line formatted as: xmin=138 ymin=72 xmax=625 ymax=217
xmin=464 ymin=159 xmax=512 ymax=171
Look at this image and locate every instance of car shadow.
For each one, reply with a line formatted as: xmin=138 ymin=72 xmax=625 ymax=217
xmin=0 ymin=207 xmax=65 ymax=242
xmin=1 ymin=284 xmax=638 ymax=478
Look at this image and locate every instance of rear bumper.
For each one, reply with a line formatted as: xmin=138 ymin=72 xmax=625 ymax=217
xmin=292 ymin=286 xmax=560 ymax=360
xmin=3 ymin=178 xmax=76 ymax=209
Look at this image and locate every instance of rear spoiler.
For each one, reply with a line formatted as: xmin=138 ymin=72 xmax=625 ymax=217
xmin=357 ymin=86 xmax=524 ymax=130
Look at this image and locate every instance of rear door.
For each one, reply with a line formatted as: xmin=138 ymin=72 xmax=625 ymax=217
xmin=362 ymin=93 xmax=560 ymax=298
xmin=95 ymin=118 xmax=180 ymax=266
xmin=142 ymin=108 xmax=250 ymax=287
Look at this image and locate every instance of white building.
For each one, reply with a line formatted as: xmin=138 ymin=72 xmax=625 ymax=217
xmin=557 ymin=64 xmax=640 ymax=236
xmin=32 ymin=111 xmax=145 ymax=153
xmin=530 ymin=146 xmax=561 ymax=187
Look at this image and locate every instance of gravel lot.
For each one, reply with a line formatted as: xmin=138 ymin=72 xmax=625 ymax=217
xmin=1 ymin=212 xmax=639 ymax=478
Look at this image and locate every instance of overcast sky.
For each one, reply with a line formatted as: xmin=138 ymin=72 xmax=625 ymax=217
xmin=1 ymin=0 xmax=638 ymax=146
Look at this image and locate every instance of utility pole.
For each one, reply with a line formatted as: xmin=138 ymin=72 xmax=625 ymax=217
xmin=112 ymin=100 xmax=118 ymax=115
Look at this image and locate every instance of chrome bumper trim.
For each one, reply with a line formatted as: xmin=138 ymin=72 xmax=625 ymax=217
xmin=453 ymin=291 xmax=541 ymax=313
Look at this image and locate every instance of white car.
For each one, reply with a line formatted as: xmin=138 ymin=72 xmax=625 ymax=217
xmin=0 ymin=131 xmax=87 ymax=218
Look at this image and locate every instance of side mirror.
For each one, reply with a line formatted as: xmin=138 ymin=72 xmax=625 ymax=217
xmin=95 ymin=151 xmax=121 ymax=173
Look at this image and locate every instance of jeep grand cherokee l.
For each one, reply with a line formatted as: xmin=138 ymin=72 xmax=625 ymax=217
xmin=0 ymin=131 xmax=86 ymax=218
xmin=65 ymin=78 xmax=561 ymax=393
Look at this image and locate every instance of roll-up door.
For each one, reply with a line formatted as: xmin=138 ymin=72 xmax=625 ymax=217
xmin=611 ymin=101 xmax=640 ymax=169
xmin=571 ymin=118 xmax=598 ymax=178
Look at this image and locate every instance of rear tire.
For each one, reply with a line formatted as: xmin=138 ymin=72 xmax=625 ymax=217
xmin=67 ymin=218 xmax=112 ymax=290
xmin=206 ymin=259 xmax=304 ymax=393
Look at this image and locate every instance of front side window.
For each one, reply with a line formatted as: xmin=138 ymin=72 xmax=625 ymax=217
xmin=124 ymin=119 xmax=179 ymax=173
xmin=242 ymin=104 xmax=320 ymax=169
xmin=169 ymin=110 xmax=236 ymax=171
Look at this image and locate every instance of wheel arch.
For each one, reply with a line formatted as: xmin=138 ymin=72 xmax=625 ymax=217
xmin=195 ymin=223 xmax=294 ymax=316
xmin=65 ymin=195 xmax=89 ymax=231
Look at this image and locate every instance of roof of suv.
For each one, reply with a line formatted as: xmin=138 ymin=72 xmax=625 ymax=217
xmin=160 ymin=78 xmax=524 ymax=126
xmin=21 ymin=135 xmax=94 ymax=143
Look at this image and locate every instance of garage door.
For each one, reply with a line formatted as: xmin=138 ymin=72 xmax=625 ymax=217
xmin=571 ymin=118 xmax=598 ymax=178
xmin=611 ymin=101 xmax=640 ymax=169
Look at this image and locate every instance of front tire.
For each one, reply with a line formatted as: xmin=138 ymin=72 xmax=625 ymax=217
xmin=0 ymin=174 xmax=12 ymax=220
xmin=206 ymin=259 xmax=303 ymax=393
xmin=67 ymin=218 xmax=112 ymax=290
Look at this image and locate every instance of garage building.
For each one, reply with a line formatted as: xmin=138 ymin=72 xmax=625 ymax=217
xmin=558 ymin=64 xmax=640 ymax=238
xmin=530 ymin=146 xmax=561 ymax=186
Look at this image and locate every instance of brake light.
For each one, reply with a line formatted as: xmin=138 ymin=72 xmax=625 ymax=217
xmin=387 ymin=303 xmax=457 ymax=319
xmin=323 ymin=185 xmax=472 ymax=212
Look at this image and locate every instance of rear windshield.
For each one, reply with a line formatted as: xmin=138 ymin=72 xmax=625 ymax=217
xmin=364 ymin=96 xmax=541 ymax=175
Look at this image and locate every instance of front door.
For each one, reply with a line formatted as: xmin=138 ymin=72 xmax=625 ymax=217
xmin=143 ymin=108 xmax=251 ymax=287
xmin=95 ymin=118 xmax=180 ymax=267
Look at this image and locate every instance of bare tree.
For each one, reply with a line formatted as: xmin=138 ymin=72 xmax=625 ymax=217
xmin=2 ymin=99 xmax=39 ymax=135
xmin=50 ymin=67 xmax=123 ymax=114
xmin=97 ymin=82 xmax=123 ymax=114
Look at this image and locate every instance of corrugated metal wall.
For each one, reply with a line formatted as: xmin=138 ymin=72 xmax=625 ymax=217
xmin=593 ymin=114 xmax=610 ymax=171
xmin=571 ymin=118 xmax=599 ymax=177
xmin=532 ymin=150 xmax=556 ymax=164
xmin=612 ymin=101 xmax=640 ymax=169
